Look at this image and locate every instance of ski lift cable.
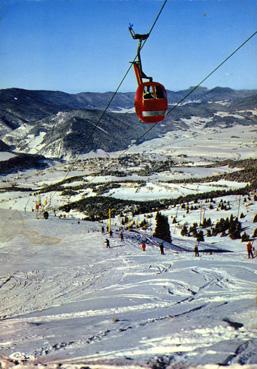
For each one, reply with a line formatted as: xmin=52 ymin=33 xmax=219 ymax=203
xmin=50 ymin=0 xmax=168 ymax=181
xmin=129 ymin=28 xmax=257 ymax=146
xmin=76 ymin=0 xmax=169 ymax=140
xmin=167 ymin=29 xmax=257 ymax=115
xmin=28 ymin=7 xmax=256 ymax=214
xmin=45 ymin=0 xmax=168 ymax=208
xmin=58 ymin=27 xmax=257 ymax=213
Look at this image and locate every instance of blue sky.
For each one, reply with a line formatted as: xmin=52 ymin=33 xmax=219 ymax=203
xmin=0 ymin=0 xmax=257 ymax=92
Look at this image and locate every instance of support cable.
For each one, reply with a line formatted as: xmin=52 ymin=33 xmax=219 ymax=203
xmin=27 ymin=6 xmax=257 ymax=216
xmin=89 ymin=0 xmax=168 ymax=136
xmin=49 ymin=26 xmax=257 ymax=214
xmin=131 ymin=28 xmax=257 ymax=145
xmin=45 ymin=0 xmax=168 ymax=209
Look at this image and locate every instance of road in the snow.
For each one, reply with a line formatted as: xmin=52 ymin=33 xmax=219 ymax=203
xmin=0 ymin=209 xmax=257 ymax=368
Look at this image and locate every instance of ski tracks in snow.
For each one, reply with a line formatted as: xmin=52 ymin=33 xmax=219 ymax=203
xmin=0 ymin=217 xmax=257 ymax=366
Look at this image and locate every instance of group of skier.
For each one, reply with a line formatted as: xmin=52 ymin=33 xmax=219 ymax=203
xmin=101 ymin=225 xmax=256 ymax=260
xmin=102 ymin=225 xmax=124 ymax=248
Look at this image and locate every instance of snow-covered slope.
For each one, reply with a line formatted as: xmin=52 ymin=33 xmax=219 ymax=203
xmin=0 ymin=86 xmax=257 ymax=368
xmin=0 ymin=208 xmax=257 ymax=369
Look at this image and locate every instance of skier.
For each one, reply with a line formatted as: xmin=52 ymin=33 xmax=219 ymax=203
xmin=105 ymin=239 xmax=110 ymax=248
xmin=120 ymin=231 xmax=124 ymax=241
xmin=109 ymin=229 xmax=113 ymax=238
xmin=159 ymin=242 xmax=165 ymax=255
xmin=141 ymin=241 xmax=146 ymax=251
xmin=101 ymin=225 xmax=105 ymax=234
xmin=246 ymin=241 xmax=254 ymax=259
xmin=194 ymin=241 xmax=200 ymax=257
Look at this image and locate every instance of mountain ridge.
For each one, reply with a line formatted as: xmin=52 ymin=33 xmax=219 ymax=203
xmin=1 ymin=86 xmax=256 ymax=127
xmin=0 ymin=86 xmax=256 ymax=158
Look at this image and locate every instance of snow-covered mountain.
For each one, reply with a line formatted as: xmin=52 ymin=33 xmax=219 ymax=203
xmin=2 ymin=110 xmax=146 ymax=158
xmin=0 ymin=88 xmax=136 ymax=131
xmin=0 ymin=139 xmax=11 ymax=152
xmin=0 ymin=87 xmax=256 ymax=158
xmin=1 ymin=87 xmax=256 ymax=128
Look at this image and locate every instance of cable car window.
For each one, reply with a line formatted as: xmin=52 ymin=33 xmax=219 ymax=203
xmin=143 ymin=86 xmax=154 ymax=99
xmin=155 ymin=85 xmax=165 ymax=98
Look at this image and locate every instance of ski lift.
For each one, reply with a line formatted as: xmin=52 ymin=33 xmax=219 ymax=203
xmin=129 ymin=25 xmax=168 ymax=123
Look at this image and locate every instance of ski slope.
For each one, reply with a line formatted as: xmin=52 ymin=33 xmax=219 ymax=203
xmin=0 ymin=208 xmax=256 ymax=368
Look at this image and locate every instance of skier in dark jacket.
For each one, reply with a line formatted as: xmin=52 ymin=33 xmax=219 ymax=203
xmin=194 ymin=241 xmax=200 ymax=257
xmin=159 ymin=242 xmax=165 ymax=255
xmin=105 ymin=239 xmax=110 ymax=248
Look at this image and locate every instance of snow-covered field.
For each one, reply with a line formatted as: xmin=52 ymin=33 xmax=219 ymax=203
xmin=0 ymin=208 xmax=257 ymax=369
xmin=105 ymin=180 xmax=247 ymax=202
xmin=0 ymin=152 xmax=17 ymax=162
xmin=0 ymin=118 xmax=257 ymax=368
xmin=128 ymin=125 xmax=257 ymax=162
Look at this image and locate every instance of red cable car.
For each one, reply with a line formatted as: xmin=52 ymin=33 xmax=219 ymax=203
xmin=129 ymin=25 xmax=168 ymax=124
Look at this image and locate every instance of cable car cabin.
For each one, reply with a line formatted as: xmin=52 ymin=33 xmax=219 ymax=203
xmin=129 ymin=26 xmax=168 ymax=123
xmin=134 ymin=82 xmax=168 ymax=123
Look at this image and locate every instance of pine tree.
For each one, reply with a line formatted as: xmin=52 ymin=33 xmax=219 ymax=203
xmin=225 ymin=217 xmax=230 ymax=229
xmin=221 ymin=203 xmax=226 ymax=210
xmin=197 ymin=230 xmax=204 ymax=242
xmin=140 ymin=218 xmax=148 ymax=229
xmin=215 ymin=218 xmax=227 ymax=234
xmin=229 ymin=217 xmax=241 ymax=239
xmin=241 ymin=232 xmax=249 ymax=242
xmin=181 ymin=224 xmax=188 ymax=236
xmin=122 ymin=216 xmax=129 ymax=225
xmin=189 ymin=223 xmax=198 ymax=237
xmin=207 ymin=218 xmax=212 ymax=227
xmin=202 ymin=218 xmax=208 ymax=228
xmin=154 ymin=212 xmax=172 ymax=243
xmin=207 ymin=229 xmax=212 ymax=237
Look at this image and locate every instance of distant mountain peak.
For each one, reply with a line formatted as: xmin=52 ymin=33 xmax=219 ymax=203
xmin=0 ymin=86 xmax=256 ymax=158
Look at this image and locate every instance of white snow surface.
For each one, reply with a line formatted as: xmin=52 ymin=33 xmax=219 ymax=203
xmin=214 ymin=112 xmax=244 ymax=119
xmin=0 ymin=116 xmax=257 ymax=368
xmin=0 ymin=152 xmax=16 ymax=162
xmin=26 ymin=132 xmax=46 ymax=154
xmin=212 ymin=100 xmax=231 ymax=106
xmin=111 ymin=107 xmax=135 ymax=114
xmin=0 ymin=208 xmax=257 ymax=368
xmin=105 ymin=180 xmax=247 ymax=201
xmin=127 ymin=125 xmax=257 ymax=162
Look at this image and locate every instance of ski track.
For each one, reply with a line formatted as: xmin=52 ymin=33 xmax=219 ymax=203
xmin=0 ymin=210 xmax=257 ymax=367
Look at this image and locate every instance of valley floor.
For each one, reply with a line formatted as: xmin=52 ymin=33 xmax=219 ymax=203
xmin=0 ymin=208 xmax=257 ymax=368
